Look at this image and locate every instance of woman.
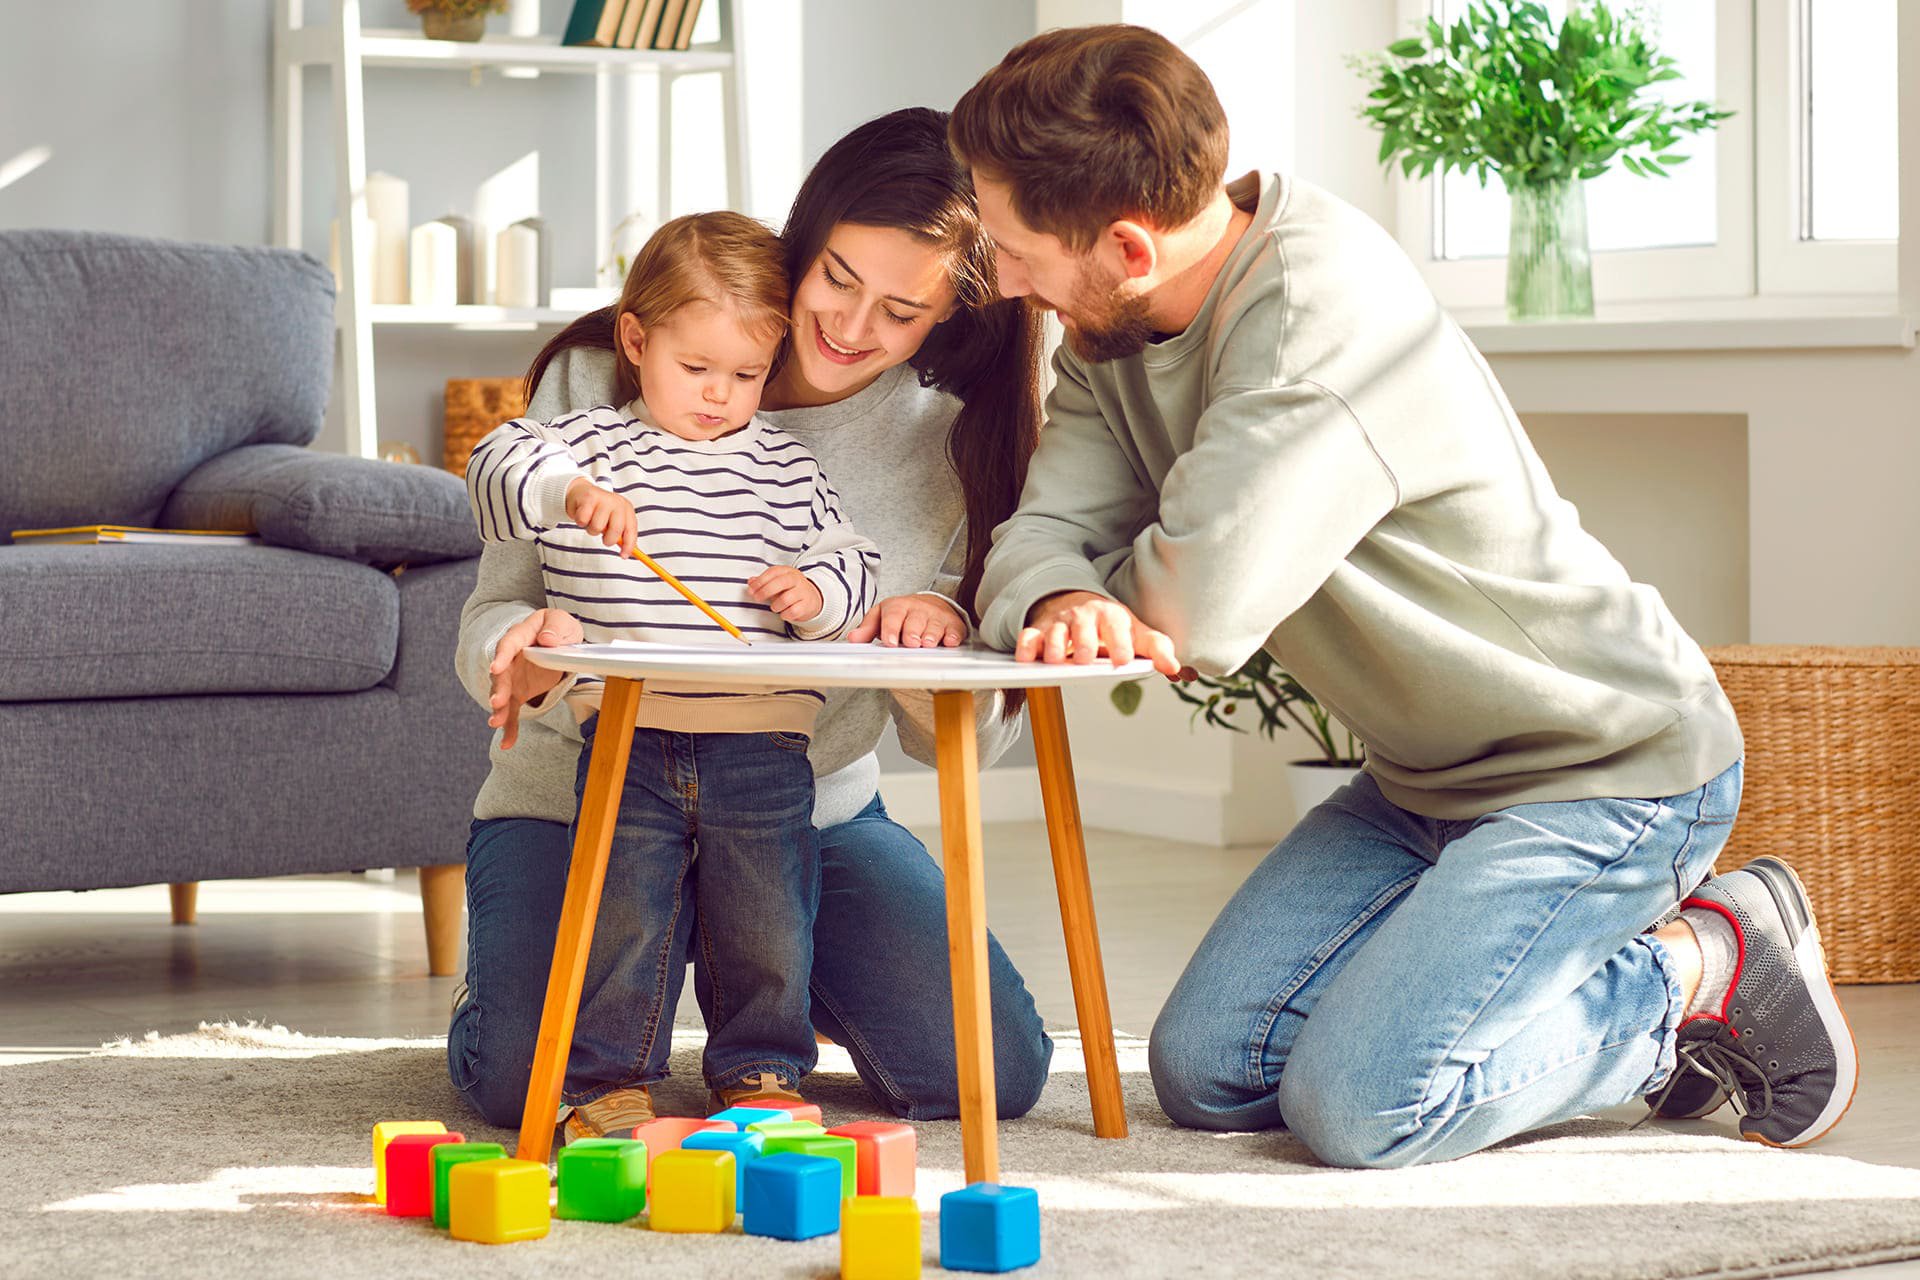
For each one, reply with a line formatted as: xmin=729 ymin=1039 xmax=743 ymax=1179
xmin=448 ymin=107 xmax=1053 ymax=1131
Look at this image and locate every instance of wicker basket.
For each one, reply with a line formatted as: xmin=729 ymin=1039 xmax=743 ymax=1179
xmin=443 ymin=377 xmax=529 ymax=476
xmin=1706 ymin=644 xmax=1920 ymax=983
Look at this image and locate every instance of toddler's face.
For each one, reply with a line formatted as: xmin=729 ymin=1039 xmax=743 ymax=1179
xmin=619 ymin=302 xmax=780 ymax=441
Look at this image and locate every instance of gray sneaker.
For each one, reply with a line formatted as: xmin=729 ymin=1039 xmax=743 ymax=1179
xmin=1658 ymin=857 xmax=1859 ymax=1147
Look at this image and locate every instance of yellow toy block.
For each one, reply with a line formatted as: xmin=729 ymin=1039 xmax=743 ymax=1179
xmin=842 ymin=1196 xmax=922 ymax=1280
xmin=370 ymin=1120 xmax=446 ymax=1205
xmin=448 ymin=1158 xmax=552 ymax=1244
xmin=647 ymin=1148 xmax=736 ymax=1233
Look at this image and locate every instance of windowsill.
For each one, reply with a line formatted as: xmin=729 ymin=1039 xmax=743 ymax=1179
xmin=1455 ymin=295 xmax=1915 ymax=354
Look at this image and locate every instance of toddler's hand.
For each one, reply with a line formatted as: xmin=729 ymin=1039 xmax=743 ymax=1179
xmin=566 ymin=477 xmax=637 ymax=556
xmin=748 ymin=565 xmax=824 ymax=625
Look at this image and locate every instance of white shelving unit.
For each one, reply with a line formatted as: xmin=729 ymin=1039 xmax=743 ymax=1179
xmin=271 ymin=0 xmax=751 ymax=457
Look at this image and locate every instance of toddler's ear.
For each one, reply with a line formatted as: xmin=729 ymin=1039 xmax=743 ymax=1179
xmin=617 ymin=311 xmax=647 ymax=362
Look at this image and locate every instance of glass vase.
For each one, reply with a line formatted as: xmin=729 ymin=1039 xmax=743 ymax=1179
xmin=1505 ymin=179 xmax=1593 ymax=322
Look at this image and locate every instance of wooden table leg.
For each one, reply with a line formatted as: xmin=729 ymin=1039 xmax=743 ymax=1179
xmin=933 ymin=689 xmax=998 ymax=1186
xmin=513 ymin=677 xmax=644 ymax=1165
xmin=1029 ymin=686 xmax=1128 ymax=1139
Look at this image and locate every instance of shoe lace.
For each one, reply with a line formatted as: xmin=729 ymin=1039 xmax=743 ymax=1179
xmin=1635 ymin=1036 xmax=1775 ymax=1129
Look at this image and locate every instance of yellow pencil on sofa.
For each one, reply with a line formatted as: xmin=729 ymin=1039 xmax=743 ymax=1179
xmin=627 ymin=546 xmax=752 ymax=646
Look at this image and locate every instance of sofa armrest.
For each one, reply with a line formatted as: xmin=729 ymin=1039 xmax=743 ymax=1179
xmin=161 ymin=444 xmax=481 ymax=567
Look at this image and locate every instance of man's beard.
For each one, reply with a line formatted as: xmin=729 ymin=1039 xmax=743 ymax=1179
xmin=1045 ymin=263 xmax=1157 ymax=363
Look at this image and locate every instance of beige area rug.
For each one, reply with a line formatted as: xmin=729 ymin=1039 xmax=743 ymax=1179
xmin=5 ymin=1021 xmax=1919 ymax=1279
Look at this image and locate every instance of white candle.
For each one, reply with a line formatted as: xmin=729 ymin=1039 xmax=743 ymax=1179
xmin=495 ymin=222 xmax=541 ymax=309
xmin=410 ymin=221 xmax=460 ymax=309
xmin=365 ymin=171 xmax=410 ymax=305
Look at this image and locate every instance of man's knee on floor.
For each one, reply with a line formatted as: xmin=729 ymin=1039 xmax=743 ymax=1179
xmin=1148 ymin=1003 xmax=1253 ymax=1131
xmin=1275 ymin=1067 xmax=1419 ymax=1170
xmin=992 ymin=1025 xmax=1053 ymax=1120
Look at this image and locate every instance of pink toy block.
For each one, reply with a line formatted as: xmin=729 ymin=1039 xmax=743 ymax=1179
xmin=828 ymin=1121 xmax=916 ymax=1197
xmin=385 ymin=1131 xmax=465 ymax=1217
xmin=629 ymin=1117 xmax=733 ymax=1166
xmin=734 ymin=1099 xmax=823 ymax=1126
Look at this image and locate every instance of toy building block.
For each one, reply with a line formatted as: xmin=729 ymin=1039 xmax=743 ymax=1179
xmin=431 ymin=1142 xmax=506 ymax=1229
xmin=682 ymin=1129 xmax=765 ymax=1201
xmin=370 ymin=1121 xmax=446 ymax=1205
xmin=384 ymin=1131 xmax=464 ymax=1217
xmin=647 ymin=1148 xmax=736 ymax=1233
xmin=939 ymin=1183 xmax=1041 ymax=1273
xmin=842 ymin=1195 xmax=923 ymax=1280
xmin=729 ymin=1098 xmax=823 ymax=1125
xmin=761 ymin=1132 xmax=857 ymax=1198
xmin=706 ymin=1105 xmax=788 ymax=1130
xmin=741 ymin=1152 xmax=842 ymax=1242
xmin=556 ymin=1138 xmax=648 ymax=1222
xmin=747 ymin=1117 xmax=826 ymax=1140
xmin=827 ymin=1121 xmax=917 ymax=1197
xmin=629 ymin=1116 xmax=733 ymax=1164
xmin=448 ymin=1158 xmax=552 ymax=1245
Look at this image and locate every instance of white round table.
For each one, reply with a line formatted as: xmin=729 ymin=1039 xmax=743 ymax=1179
xmin=513 ymin=642 xmax=1155 ymax=1183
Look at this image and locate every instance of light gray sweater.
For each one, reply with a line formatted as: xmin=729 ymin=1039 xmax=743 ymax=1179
xmin=979 ymin=171 xmax=1742 ymax=820
xmin=458 ymin=347 xmax=1025 ymax=829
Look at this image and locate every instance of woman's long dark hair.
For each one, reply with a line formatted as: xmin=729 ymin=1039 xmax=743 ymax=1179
xmin=527 ymin=107 xmax=1045 ymax=627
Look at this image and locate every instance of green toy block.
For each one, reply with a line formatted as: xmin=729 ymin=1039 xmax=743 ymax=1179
xmin=762 ymin=1132 xmax=857 ymax=1197
xmin=430 ymin=1142 xmax=507 ymax=1230
xmin=557 ymin=1138 xmax=648 ymax=1222
xmin=747 ymin=1118 xmax=826 ymax=1140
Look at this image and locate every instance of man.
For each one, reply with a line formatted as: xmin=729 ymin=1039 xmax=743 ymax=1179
xmin=953 ymin=25 xmax=1856 ymax=1168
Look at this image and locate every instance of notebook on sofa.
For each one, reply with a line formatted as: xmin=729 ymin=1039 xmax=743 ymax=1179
xmin=10 ymin=524 xmax=260 ymax=547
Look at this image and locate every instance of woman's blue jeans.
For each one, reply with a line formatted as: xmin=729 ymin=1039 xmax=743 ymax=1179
xmin=1149 ymin=762 xmax=1742 ymax=1169
xmin=449 ymin=790 xmax=1054 ymax=1124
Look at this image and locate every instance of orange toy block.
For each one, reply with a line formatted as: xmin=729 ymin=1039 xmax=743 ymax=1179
xmin=629 ymin=1117 xmax=732 ymax=1166
xmin=384 ymin=1131 xmax=464 ymax=1217
xmin=370 ymin=1120 xmax=446 ymax=1205
xmin=448 ymin=1158 xmax=551 ymax=1244
xmin=828 ymin=1121 xmax=916 ymax=1197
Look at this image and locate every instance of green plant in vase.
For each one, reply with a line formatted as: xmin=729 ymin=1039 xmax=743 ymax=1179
xmin=408 ymin=0 xmax=509 ymax=43
xmin=1353 ymin=1 xmax=1730 ymax=321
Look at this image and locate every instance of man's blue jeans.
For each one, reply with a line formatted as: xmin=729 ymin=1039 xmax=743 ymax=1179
xmin=449 ymin=786 xmax=1053 ymax=1123
xmin=1150 ymin=761 xmax=1742 ymax=1168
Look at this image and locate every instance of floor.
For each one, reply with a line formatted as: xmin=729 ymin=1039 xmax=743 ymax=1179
xmin=3 ymin=821 xmax=1916 ymax=1276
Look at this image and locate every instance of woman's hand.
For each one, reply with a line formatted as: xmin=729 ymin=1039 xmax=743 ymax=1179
xmin=566 ymin=477 xmax=637 ymax=556
xmin=487 ymin=607 xmax=583 ymax=749
xmin=847 ymin=593 xmax=969 ymax=648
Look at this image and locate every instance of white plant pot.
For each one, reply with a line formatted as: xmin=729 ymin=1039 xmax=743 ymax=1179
xmin=1283 ymin=760 xmax=1362 ymax=821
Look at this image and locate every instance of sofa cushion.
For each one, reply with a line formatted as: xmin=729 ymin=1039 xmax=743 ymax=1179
xmin=0 ymin=544 xmax=398 ymax=701
xmin=0 ymin=231 xmax=334 ymax=536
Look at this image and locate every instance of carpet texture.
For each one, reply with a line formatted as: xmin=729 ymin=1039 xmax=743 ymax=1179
xmin=6 ymin=1022 xmax=1919 ymax=1278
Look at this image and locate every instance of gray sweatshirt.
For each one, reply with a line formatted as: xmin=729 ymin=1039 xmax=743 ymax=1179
xmin=458 ymin=347 xmax=1024 ymax=829
xmin=978 ymin=171 xmax=1742 ymax=820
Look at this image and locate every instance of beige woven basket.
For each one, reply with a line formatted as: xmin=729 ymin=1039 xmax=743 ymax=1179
xmin=443 ymin=377 xmax=529 ymax=477
xmin=1706 ymin=644 xmax=1920 ymax=984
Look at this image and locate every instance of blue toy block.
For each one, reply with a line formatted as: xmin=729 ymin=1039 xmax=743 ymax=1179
xmin=682 ymin=1129 xmax=765 ymax=1202
xmin=706 ymin=1105 xmax=788 ymax=1130
xmin=742 ymin=1152 xmax=842 ymax=1242
xmin=939 ymin=1183 xmax=1041 ymax=1273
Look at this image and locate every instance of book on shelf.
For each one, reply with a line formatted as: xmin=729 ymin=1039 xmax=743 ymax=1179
xmin=9 ymin=525 xmax=261 ymax=548
xmin=669 ymin=0 xmax=703 ymax=49
xmin=650 ymin=0 xmax=687 ymax=49
xmin=617 ymin=0 xmax=664 ymax=48
xmin=562 ymin=0 xmax=629 ymax=48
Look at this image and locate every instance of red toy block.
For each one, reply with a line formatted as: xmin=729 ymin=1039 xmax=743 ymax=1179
xmin=629 ymin=1117 xmax=733 ymax=1166
xmin=736 ymin=1099 xmax=823 ymax=1126
xmin=385 ymin=1131 xmax=465 ymax=1217
xmin=827 ymin=1122 xmax=916 ymax=1197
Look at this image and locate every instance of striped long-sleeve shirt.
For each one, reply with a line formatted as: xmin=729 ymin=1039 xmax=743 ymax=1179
xmin=466 ymin=400 xmax=880 ymax=735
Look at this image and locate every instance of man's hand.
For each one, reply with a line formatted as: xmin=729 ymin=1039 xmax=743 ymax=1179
xmin=748 ymin=565 xmax=825 ymax=624
xmin=486 ymin=607 xmax=583 ymax=749
xmin=565 ymin=476 xmax=637 ymax=556
xmin=1015 ymin=590 xmax=1180 ymax=675
xmin=846 ymin=594 xmax=968 ymax=648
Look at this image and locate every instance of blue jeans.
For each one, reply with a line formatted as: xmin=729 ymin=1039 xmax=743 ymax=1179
xmin=449 ymin=789 xmax=1053 ymax=1123
xmin=1149 ymin=761 xmax=1742 ymax=1169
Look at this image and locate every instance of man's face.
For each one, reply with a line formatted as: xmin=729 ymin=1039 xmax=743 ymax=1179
xmin=973 ymin=174 xmax=1157 ymax=363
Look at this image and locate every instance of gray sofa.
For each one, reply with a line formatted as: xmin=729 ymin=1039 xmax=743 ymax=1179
xmin=0 ymin=229 xmax=492 ymax=974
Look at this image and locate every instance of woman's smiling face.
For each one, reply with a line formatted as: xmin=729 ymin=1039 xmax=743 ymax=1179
xmin=784 ymin=222 xmax=957 ymax=400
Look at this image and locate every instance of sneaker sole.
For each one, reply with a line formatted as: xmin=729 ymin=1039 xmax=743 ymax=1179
xmin=1737 ymin=856 xmax=1860 ymax=1149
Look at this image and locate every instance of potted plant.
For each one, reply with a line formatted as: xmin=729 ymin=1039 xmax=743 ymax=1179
xmin=408 ymin=0 xmax=509 ymax=42
xmin=1354 ymin=1 xmax=1730 ymax=321
xmin=1112 ymin=651 xmax=1365 ymax=820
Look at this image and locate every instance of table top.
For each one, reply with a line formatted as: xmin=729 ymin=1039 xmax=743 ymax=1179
xmin=521 ymin=641 xmax=1157 ymax=691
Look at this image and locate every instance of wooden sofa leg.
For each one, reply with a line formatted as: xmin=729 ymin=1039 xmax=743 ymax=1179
xmin=168 ymin=882 xmax=198 ymax=925
xmin=418 ymin=864 xmax=465 ymax=977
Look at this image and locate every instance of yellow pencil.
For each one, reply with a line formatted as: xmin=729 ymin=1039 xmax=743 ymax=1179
xmin=628 ymin=545 xmax=752 ymax=646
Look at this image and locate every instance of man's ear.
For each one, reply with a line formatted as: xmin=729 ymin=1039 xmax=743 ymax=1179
xmin=617 ymin=311 xmax=646 ymax=363
xmin=1107 ymin=220 xmax=1158 ymax=281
